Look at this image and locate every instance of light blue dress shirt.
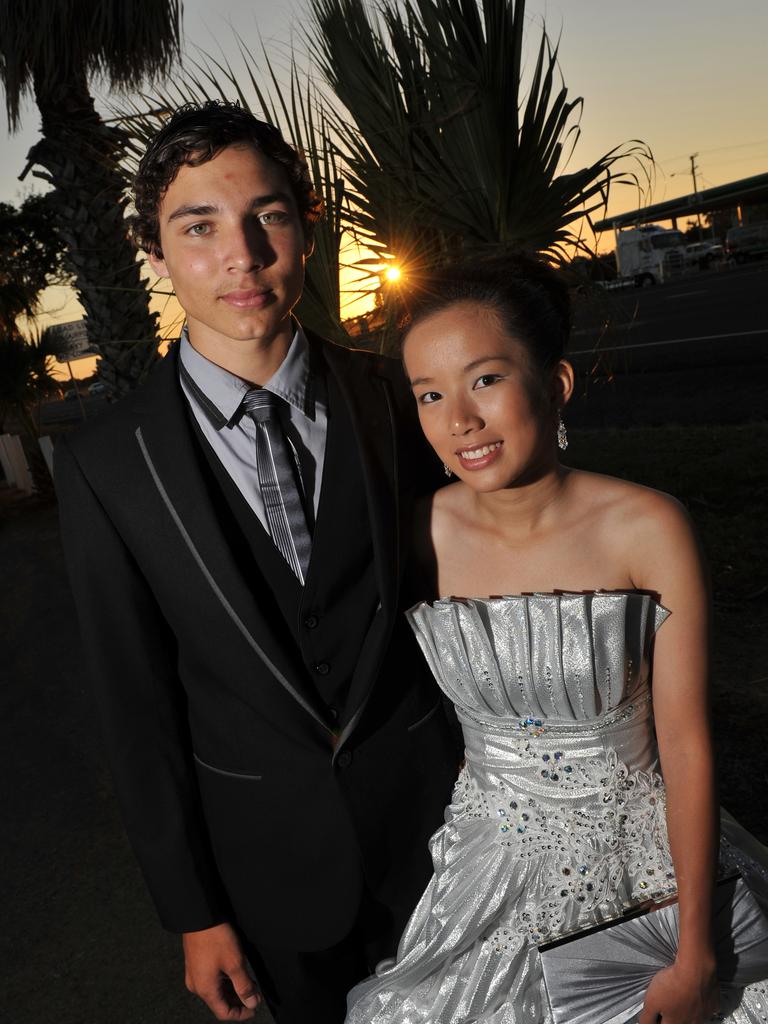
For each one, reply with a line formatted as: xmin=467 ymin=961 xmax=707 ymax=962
xmin=178 ymin=326 xmax=328 ymax=534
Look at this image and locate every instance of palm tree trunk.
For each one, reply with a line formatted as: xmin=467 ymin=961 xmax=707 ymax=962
xmin=28 ymin=67 xmax=159 ymax=395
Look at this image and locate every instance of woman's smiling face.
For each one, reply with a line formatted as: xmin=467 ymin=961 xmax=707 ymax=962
xmin=403 ymin=300 xmax=567 ymax=492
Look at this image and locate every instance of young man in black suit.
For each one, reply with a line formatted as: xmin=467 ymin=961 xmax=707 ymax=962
xmin=55 ymin=102 xmax=458 ymax=1023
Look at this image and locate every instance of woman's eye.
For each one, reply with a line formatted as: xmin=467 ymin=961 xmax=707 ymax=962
xmin=418 ymin=391 xmax=442 ymax=405
xmin=474 ymin=374 xmax=502 ymax=389
xmin=186 ymin=223 xmax=210 ymax=236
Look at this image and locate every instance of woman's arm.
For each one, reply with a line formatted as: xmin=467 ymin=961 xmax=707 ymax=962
xmin=629 ymin=491 xmax=720 ymax=1023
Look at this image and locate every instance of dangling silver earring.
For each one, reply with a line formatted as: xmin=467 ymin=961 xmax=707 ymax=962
xmin=443 ymin=463 xmax=453 ymax=478
xmin=557 ymin=412 xmax=568 ymax=451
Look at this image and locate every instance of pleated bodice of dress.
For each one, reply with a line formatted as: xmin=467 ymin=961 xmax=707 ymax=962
xmin=407 ymin=592 xmax=677 ymax=945
xmin=407 ymin=591 xmax=667 ymax=725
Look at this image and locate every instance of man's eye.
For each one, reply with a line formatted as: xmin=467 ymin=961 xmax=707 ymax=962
xmin=474 ymin=374 xmax=502 ymax=388
xmin=186 ymin=223 xmax=210 ymax=236
xmin=258 ymin=211 xmax=288 ymax=225
xmin=418 ymin=391 xmax=442 ymax=405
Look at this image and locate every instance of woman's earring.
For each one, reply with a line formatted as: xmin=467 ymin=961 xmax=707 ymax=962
xmin=443 ymin=463 xmax=453 ymax=478
xmin=557 ymin=413 xmax=568 ymax=451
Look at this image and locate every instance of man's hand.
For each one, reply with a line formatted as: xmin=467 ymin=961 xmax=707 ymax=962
xmin=183 ymin=922 xmax=262 ymax=1021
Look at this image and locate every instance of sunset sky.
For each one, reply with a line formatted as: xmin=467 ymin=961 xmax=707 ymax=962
xmin=3 ymin=0 xmax=766 ymax=376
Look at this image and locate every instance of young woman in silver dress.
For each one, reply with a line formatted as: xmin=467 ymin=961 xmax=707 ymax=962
xmin=345 ymin=261 xmax=768 ymax=1024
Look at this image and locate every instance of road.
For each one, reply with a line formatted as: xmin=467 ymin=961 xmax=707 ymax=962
xmin=570 ymin=262 xmax=767 ymax=373
xmin=567 ymin=262 xmax=767 ymax=428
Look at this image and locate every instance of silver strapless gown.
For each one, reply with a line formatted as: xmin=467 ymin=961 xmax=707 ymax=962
xmin=346 ymin=593 xmax=768 ymax=1023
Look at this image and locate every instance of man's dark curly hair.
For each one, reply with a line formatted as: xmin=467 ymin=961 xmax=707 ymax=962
xmin=130 ymin=100 xmax=324 ymax=257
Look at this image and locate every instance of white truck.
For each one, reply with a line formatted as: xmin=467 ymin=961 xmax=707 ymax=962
xmin=615 ymin=225 xmax=687 ymax=287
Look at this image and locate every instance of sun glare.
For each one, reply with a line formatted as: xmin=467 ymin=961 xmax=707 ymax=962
xmin=385 ymin=265 xmax=402 ymax=282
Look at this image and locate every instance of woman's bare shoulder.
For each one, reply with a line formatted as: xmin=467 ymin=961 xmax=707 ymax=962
xmin=429 ymin=480 xmax=467 ymax=510
xmin=410 ymin=488 xmax=468 ymax=599
xmin=567 ymin=470 xmax=700 ymax=590
xmin=567 ymin=468 xmax=687 ymax=526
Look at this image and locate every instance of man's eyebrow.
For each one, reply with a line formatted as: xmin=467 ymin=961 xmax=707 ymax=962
xmin=249 ymin=191 xmax=293 ymax=208
xmin=166 ymin=192 xmax=293 ymax=224
xmin=167 ymin=203 xmax=218 ymax=224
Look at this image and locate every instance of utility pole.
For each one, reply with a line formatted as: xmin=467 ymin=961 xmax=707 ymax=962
xmin=690 ymin=153 xmax=704 ymax=234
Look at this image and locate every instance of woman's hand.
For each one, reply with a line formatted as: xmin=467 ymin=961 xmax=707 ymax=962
xmin=638 ymin=958 xmax=720 ymax=1023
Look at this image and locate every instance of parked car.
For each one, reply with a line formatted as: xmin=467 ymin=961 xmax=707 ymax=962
xmin=684 ymin=241 xmax=724 ymax=270
xmin=88 ymin=381 xmax=109 ymax=397
xmin=725 ymin=223 xmax=768 ymax=263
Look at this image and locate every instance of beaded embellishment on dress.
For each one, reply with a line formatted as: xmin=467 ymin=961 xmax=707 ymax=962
xmin=345 ymin=593 xmax=768 ymax=1024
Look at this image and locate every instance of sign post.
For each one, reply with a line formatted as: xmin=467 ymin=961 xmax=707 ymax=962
xmin=49 ymin=321 xmax=97 ymax=422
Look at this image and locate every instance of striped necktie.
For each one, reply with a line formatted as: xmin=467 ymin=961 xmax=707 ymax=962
xmin=242 ymin=388 xmax=312 ymax=584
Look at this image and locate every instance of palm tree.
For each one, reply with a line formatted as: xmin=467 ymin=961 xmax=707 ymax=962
xmin=0 ymin=1 xmax=182 ymax=394
xmin=309 ymin=0 xmax=649 ymax=283
xmin=0 ymin=330 xmax=61 ymax=433
xmin=118 ymin=0 xmax=650 ymax=351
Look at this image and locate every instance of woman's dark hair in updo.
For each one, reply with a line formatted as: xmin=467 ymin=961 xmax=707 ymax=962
xmin=401 ymin=254 xmax=571 ymax=375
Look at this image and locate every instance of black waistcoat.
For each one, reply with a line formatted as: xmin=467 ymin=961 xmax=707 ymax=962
xmin=187 ymin=359 xmax=379 ymax=717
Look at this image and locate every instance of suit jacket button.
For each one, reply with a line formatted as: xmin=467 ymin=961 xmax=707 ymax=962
xmin=304 ymin=614 xmax=319 ymax=629
xmin=315 ymin=661 xmax=330 ymax=676
xmin=337 ymin=750 xmax=353 ymax=769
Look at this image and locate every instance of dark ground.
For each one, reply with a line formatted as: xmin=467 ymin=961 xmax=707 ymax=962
xmin=3 ymin=263 xmax=767 ymax=1023
xmin=3 ymin=422 xmax=766 ymax=1024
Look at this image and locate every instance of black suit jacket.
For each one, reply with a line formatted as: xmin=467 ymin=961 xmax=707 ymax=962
xmin=54 ymin=335 xmax=459 ymax=951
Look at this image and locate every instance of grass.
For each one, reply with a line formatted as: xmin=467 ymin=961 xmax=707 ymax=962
xmin=568 ymin=421 xmax=768 ymax=840
xmin=567 ymin=422 xmax=768 ymax=601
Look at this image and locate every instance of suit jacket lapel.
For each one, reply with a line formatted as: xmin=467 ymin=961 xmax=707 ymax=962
xmin=317 ymin=340 xmax=403 ymax=751
xmin=134 ymin=348 xmax=333 ymax=735
xmin=317 ymin=339 xmax=400 ymax=621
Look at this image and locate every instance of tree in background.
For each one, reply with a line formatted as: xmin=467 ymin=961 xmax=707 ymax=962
xmin=309 ymin=0 xmax=649 ymax=332
xmin=0 ymin=194 xmax=69 ymax=491
xmin=0 ymin=193 xmax=69 ymax=324
xmin=0 ymin=0 xmax=182 ymax=394
xmin=117 ymin=0 xmax=650 ymax=352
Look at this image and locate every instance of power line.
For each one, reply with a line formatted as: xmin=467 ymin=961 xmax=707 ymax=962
xmin=698 ymin=153 xmax=768 ymax=169
xmin=659 ymin=137 xmax=768 ymax=166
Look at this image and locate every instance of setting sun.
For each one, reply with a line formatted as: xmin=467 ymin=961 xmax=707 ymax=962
xmin=384 ymin=265 xmax=402 ymax=283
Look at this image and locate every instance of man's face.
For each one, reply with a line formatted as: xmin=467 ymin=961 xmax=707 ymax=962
xmin=149 ymin=144 xmax=310 ymax=354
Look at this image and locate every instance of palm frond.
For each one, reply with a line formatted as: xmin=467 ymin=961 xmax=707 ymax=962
xmin=0 ymin=0 xmax=182 ymax=130
xmin=0 ymin=329 xmax=59 ymax=411
xmin=308 ymin=0 xmax=651 ymax=272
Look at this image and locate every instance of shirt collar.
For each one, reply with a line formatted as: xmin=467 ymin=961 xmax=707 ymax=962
xmin=265 ymin=324 xmax=314 ymax=417
xmin=178 ymin=324 xmax=315 ymax=430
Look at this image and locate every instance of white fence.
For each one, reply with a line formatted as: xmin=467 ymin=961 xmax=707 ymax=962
xmin=0 ymin=434 xmax=35 ymax=493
